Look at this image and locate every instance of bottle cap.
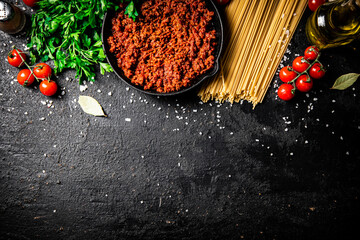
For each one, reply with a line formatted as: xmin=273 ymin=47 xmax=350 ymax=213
xmin=0 ymin=1 xmax=14 ymax=22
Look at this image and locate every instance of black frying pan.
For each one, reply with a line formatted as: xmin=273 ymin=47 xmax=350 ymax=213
xmin=101 ymin=0 xmax=224 ymax=96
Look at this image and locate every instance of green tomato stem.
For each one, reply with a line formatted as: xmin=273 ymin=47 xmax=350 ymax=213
xmin=287 ymin=52 xmax=322 ymax=85
xmin=14 ymin=48 xmax=41 ymax=82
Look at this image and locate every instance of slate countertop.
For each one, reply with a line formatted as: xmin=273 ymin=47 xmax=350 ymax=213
xmin=1 ymin=1 xmax=360 ymax=240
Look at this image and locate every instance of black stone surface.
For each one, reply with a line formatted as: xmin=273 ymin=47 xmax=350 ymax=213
xmin=1 ymin=1 xmax=360 ymax=240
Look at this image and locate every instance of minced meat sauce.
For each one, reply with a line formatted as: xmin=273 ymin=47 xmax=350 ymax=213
xmin=107 ymin=0 xmax=217 ymax=93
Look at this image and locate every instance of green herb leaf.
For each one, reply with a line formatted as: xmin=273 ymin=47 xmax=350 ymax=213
xmin=82 ymin=34 xmax=92 ymax=48
xmin=331 ymin=73 xmax=360 ymax=90
xmin=124 ymin=1 xmax=138 ymax=21
xmin=93 ymin=40 xmax=103 ymax=47
xmin=100 ymin=62 xmax=113 ymax=75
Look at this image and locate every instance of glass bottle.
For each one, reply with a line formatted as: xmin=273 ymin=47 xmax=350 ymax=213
xmin=0 ymin=1 xmax=26 ymax=34
xmin=305 ymin=0 xmax=360 ymax=49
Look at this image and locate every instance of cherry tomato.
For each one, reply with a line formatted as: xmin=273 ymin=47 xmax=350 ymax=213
xmin=215 ymin=0 xmax=230 ymax=5
xmin=304 ymin=46 xmax=319 ymax=61
xmin=308 ymin=0 xmax=325 ymax=11
xmin=40 ymin=80 xmax=58 ymax=96
xmin=22 ymin=0 xmax=38 ymax=7
xmin=278 ymin=84 xmax=295 ymax=101
xmin=33 ymin=63 xmax=52 ymax=79
xmin=309 ymin=62 xmax=325 ymax=79
xmin=295 ymin=75 xmax=313 ymax=92
xmin=292 ymin=56 xmax=310 ymax=73
xmin=17 ymin=69 xmax=35 ymax=87
xmin=7 ymin=49 xmax=26 ymax=67
xmin=279 ymin=66 xmax=298 ymax=83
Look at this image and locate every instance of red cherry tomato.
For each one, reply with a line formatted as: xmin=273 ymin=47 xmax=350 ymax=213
xmin=39 ymin=80 xmax=58 ymax=96
xmin=7 ymin=49 xmax=26 ymax=67
xmin=215 ymin=0 xmax=230 ymax=5
xmin=279 ymin=66 xmax=298 ymax=83
xmin=292 ymin=56 xmax=310 ymax=73
xmin=304 ymin=46 xmax=320 ymax=61
xmin=295 ymin=75 xmax=313 ymax=92
xmin=17 ymin=69 xmax=35 ymax=87
xmin=309 ymin=62 xmax=325 ymax=79
xmin=308 ymin=0 xmax=325 ymax=11
xmin=278 ymin=84 xmax=295 ymax=101
xmin=22 ymin=0 xmax=38 ymax=7
xmin=33 ymin=63 xmax=52 ymax=79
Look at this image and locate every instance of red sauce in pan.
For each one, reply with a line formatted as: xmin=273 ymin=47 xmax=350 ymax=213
xmin=108 ymin=0 xmax=217 ymax=93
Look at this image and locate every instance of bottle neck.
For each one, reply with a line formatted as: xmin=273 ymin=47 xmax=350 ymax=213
xmin=345 ymin=0 xmax=360 ymax=11
xmin=331 ymin=0 xmax=360 ymax=27
xmin=356 ymin=0 xmax=360 ymax=8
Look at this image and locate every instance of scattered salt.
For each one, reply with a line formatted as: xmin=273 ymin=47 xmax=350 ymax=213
xmin=80 ymin=85 xmax=88 ymax=92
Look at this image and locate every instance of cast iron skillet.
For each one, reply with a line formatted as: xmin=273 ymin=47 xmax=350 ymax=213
xmin=101 ymin=0 xmax=223 ymax=96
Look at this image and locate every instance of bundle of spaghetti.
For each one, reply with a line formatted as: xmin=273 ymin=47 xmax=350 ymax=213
xmin=198 ymin=0 xmax=308 ymax=107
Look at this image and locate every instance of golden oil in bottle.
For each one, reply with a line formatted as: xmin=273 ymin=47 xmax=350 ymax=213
xmin=306 ymin=0 xmax=360 ymax=49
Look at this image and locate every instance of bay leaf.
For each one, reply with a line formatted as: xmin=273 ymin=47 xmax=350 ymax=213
xmin=331 ymin=73 xmax=360 ymax=90
xmin=78 ymin=96 xmax=107 ymax=117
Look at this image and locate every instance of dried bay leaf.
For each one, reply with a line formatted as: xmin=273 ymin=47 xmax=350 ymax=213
xmin=78 ymin=96 xmax=107 ymax=117
xmin=331 ymin=73 xmax=360 ymax=90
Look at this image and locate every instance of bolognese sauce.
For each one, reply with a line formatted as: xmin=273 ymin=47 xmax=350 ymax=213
xmin=107 ymin=0 xmax=217 ymax=93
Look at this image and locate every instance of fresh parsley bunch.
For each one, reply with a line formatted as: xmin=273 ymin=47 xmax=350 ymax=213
xmin=27 ymin=0 xmax=138 ymax=84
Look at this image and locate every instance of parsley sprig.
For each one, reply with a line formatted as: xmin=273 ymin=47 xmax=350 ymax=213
xmin=124 ymin=1 xmax=139 ymax=21
xmin=27 ymin=0 xmax=138 ymax=84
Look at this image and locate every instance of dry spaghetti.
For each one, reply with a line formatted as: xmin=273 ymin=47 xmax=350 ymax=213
xmin=198 ymin=0 xmax=308 ymax=107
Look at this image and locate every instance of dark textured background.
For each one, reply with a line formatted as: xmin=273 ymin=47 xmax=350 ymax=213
xmin=1 ymin=1 xmax=360 ymax=240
